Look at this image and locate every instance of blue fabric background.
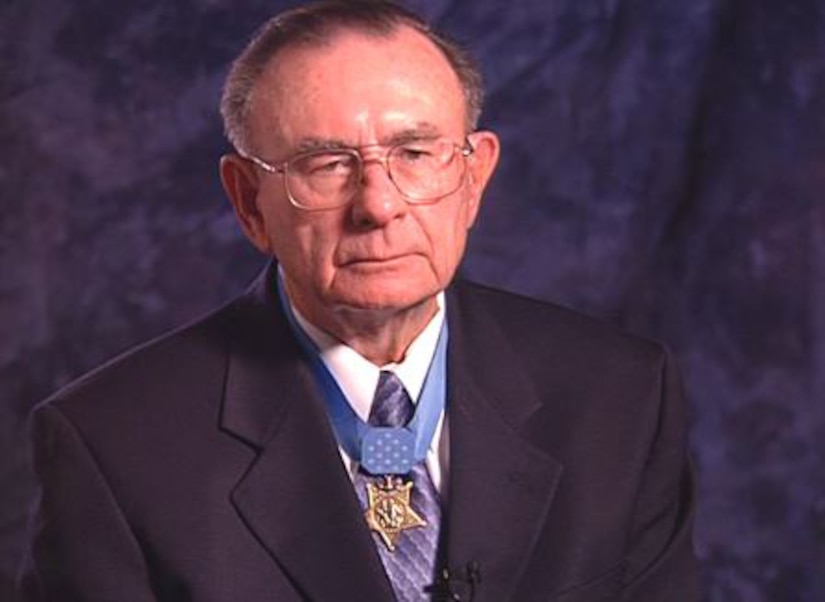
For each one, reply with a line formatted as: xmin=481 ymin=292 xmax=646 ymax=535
xmin=1 ymin=0 xmax=822 ymax=599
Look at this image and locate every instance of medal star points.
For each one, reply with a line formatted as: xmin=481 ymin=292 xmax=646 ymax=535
xmin=364 ymin=477 xmax=426 ymax=551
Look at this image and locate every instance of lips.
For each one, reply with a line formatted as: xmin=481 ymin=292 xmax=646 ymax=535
xmin=342 ymin=254 xmax=411 ymax=266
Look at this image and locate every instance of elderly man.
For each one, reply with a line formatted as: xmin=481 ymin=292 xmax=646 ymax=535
xmin=19 ymin=1 xmax=700 ymax=601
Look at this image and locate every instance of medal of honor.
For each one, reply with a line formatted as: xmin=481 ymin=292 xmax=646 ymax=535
xmin=364 ymin=476 xmax=427 ymax=551
xmin=277 ymin=278 xmax=446 ymax=554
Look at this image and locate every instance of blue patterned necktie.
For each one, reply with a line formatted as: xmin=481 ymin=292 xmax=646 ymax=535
xmin=355 ymin=371 xmax=442 ymax=601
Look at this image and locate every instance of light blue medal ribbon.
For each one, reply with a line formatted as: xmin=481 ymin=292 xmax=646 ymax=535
xmin=276 ymin=276 xmax=447 ymax=476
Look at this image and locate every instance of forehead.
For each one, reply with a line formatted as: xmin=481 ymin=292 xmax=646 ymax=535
xmin=248 ymin=26 xmax=467 ymax=149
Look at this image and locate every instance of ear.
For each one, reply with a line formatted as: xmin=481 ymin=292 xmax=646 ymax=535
xmin=219 ymin=154 xmax=272 ymax=254
xmin=462 ymin=130 xmax=500 ymax=228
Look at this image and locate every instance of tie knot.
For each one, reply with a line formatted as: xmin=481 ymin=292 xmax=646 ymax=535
xmin=369 ymin=371 xmax=414 ymax=427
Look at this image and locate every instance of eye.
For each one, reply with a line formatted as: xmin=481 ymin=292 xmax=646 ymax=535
xmin=295 ymin=152 xmax=357 ymax=176
xmin=395 ymin=143 xmax=437 ymax=164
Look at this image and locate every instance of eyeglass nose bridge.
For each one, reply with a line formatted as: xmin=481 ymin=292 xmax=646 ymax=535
xmin=350 ymin=146 xmax=405 ymax=196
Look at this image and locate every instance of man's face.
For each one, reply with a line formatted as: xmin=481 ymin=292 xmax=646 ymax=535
xmin=222 ymin=27 xmax=499 ymax=327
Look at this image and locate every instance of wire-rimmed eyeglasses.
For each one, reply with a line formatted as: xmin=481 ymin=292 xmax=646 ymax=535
xmin=239 ymin=136 xmax=475 ymax=211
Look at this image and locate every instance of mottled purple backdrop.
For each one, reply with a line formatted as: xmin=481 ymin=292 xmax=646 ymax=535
xmin=1 ymin=0 xmax=823 ymax=600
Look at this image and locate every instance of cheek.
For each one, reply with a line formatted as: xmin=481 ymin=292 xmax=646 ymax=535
xmin=448 ymin=217 xmax=470 ymax=265
xmin=451 ymin=195 xmax=475 ymax=242
xmin=273 ymin=216 xmax=341 ymax=278
xmin=426 ymin=200 xmax=473 ymax=272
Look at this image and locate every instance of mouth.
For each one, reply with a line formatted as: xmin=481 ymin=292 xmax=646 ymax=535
xmin=340 ymin=254 xmax=416 ymax=268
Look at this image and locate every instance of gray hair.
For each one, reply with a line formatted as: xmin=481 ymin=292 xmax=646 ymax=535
xmin=220 ymin=0 xmax=484 ymax=153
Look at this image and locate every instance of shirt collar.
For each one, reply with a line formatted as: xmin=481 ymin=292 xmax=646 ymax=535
xmin=289 ymin=294 xmax=446 ymax=423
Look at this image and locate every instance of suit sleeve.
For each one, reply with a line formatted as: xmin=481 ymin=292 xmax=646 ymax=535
xmin=621 ymin=347 xmax=702 ymax=601
xmin=17 ymin=404 xmax=158 ymax=602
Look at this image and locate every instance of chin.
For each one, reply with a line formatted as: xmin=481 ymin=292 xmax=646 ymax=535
xmin=329 ymin=278 xmax=440 ymax=314
xmin=334 ymin=291 xmax=430 ymax=313
xmin=327 ymin=262 xmax=440 ymax=306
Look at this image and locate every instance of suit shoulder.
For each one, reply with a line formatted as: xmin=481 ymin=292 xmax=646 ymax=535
xmin=450 ymin=279 xmax=667 ymax=367
xmin=35 ymin=299 xmax=240 ymax=426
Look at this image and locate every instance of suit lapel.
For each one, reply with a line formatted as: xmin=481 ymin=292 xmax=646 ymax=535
xmin=444 ymin=284 xmax=564 ymax=602
xmin=219 ymin=268 xmax=394 ymax=602
xmin=216 ymin=269 xmax=564 ymax=601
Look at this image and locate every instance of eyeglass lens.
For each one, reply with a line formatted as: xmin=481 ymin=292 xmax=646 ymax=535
xmin=285 ymin=139 xmax=466 ymax=209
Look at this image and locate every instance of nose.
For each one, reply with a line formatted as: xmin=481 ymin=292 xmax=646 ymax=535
xmin=349 ymin=158 xmax=408 ymax=229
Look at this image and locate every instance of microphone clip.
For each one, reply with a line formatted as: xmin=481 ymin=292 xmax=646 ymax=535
xmin=425 ymin=561 xmax=481 ymax=601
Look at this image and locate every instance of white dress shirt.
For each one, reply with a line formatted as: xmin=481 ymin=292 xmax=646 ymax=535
xmin=290 ymin=295 xmax=449 ymax=494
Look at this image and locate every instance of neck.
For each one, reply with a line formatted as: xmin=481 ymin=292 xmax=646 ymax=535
xmin=290 ymin=293 xmax=438 ymax=366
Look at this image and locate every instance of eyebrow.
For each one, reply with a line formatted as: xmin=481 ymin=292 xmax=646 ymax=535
xmin=291 ymin=123 xmax=444 ymax=154
xmin=292 ymin=138 xmax=351 ymax=154
xmin=382 ymin=124 xmax=442 ymax=145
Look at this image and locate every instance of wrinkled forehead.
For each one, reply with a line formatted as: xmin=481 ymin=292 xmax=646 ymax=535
xmin=247 ymin=26 xmax=468 ymax=147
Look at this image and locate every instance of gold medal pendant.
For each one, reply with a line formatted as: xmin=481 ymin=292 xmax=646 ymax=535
xmin=364 ymin=476 xmax=427 ymax=551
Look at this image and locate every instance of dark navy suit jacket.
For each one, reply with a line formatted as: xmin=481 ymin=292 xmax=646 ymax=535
xmin=19 ymin=265 xmax=700 ymax=601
